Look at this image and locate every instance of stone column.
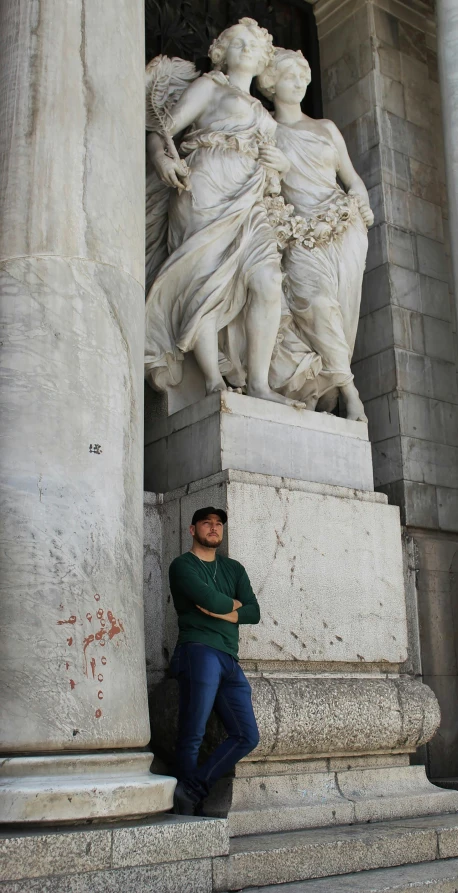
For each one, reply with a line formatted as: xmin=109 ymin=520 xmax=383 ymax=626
xmin=0 ymin=0 xmax=174 ymax=821
xmin=437 ymin=0 xmax=458 ymax=324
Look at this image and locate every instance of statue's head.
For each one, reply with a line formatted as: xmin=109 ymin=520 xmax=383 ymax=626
xmin=257 ymin=47 xmax=311 ymax=104
xmin=209 ymin=18 xmax=274 ymax=77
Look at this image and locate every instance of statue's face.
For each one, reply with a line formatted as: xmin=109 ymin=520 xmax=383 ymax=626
xmin=275 ymin=62 xmax=309 ymax=103
xmin=225 ymin=26 xmax=266 ymax=76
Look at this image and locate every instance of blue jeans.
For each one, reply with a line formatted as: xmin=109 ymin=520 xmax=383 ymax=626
xmin=170 ymin=642 xmax=259 ymax=801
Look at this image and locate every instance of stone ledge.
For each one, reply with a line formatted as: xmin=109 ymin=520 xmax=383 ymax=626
xmin=144 ymin=468 xmax=388 ymax=506
xmin=0 ymin=858 xmax=213 ymax=893
xmin=239 ymin=856 xmax=458 ymax=892
xmin=212 ymin=814 xmax=458 ymax=891
xmin=0 ymin=816 xmax=229 ymax=882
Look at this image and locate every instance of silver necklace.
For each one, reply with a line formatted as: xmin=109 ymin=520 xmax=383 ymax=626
xmin=190 ymin=551 xmax=218 ymax=582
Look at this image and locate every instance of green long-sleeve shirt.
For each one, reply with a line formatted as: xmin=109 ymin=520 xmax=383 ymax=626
xmin=169 ymin=551 xmax=261 ymax=659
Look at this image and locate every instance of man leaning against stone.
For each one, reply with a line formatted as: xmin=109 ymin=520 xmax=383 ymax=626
xmin=169 ymin=507 xmax=260 ymax=815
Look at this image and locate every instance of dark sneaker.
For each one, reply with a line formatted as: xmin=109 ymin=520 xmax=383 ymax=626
xmin=173 ymin=781 xmax=199 ymax=816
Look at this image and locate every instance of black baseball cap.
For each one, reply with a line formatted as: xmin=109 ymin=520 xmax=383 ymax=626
xmin=191 ymin=506 xmax=228 ymax=526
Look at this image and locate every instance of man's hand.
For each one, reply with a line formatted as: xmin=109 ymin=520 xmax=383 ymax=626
xmin=233 ymin=599 xmax=242 ymax=611
xmin=196 ymin=606 xmax=239 ymax=623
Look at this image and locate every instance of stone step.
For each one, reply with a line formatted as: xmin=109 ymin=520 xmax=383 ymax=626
xmin=212 ymin=814 xmax=458 ymax=891
xmin=234 ymin=856 xmax=458 ymax=892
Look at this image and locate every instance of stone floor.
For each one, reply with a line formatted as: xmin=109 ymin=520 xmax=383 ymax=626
xmin=2 ymin=812 xmax=458 ymax=892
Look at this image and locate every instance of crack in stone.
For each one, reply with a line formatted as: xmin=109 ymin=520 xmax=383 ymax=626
xmin=334 ymin=770 xmax=356 ymax=822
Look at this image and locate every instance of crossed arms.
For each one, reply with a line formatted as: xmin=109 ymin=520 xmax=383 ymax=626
xmin=169 ymin=560 xmax=260 ymax=625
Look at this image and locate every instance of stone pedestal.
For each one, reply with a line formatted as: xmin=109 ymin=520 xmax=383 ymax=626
xmin=144 ymin=396 xmax=458 ymax=833
xmin=144 ymin=391 xmax=373 ymax=493
xmin=0 ymin=0 xmax=173 ymax=820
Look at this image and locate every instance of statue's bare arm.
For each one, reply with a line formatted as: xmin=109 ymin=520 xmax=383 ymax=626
xmin=325 ymin=120 xmax=374 ymax=227
xmin=147 ymin=77 xmax=215 ymax=190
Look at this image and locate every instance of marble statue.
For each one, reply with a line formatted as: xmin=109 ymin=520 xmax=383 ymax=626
xmin=144 ymin=26 xmax=372 ymax=421
xmin=258 ymin=48 xmax=374 ymax=421
xmin=144 ymin=18 xmax=306 ymax=408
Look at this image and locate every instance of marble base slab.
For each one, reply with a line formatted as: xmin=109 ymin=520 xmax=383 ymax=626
xmin=0 ymin=752 xmax=175 ymax=823
xmin=144 ymin=392 xmax=373 ymax=493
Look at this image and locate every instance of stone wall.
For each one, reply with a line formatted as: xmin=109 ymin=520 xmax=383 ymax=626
xmin=315 ymin=0 xmax=458 ymax=778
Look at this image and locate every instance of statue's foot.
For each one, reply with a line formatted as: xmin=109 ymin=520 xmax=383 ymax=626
xmin=345 ymin=395 xmax=368 ymax=423
xmin=247 ymin=385 xmax=306 ymax=409
xmin=206 ymin=375 xmax=227 ymax=395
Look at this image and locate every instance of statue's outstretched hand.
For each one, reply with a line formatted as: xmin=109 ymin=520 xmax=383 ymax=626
xmin=155 ymin=154 xmax=190 ymax=192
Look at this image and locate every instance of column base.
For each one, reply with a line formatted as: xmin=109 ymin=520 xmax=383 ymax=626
xmin=0 ymin=752 xmax=175 ymax=823
xmin=203 ymin=756 xmax=458 ymax=836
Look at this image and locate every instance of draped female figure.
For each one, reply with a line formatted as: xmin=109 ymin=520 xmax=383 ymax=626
xmin=258 ymin=49 xmax=374 ymax=420
xmin=144 ymin=20 xmax=305 ymax=408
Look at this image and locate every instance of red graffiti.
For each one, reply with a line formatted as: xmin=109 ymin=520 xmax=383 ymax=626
xmin=83 ymin=634 xmax=95 ymax=675
xmin=57 ymin=615 xmax=77 ymax=626
xmin=67 ymin=637 xmax=73 ymax=646
xmin=95 ymin=709 xmax=102 ymax=718
xmin=90 ymin=657 xmax=96 ymax=678
xmin=96 ymin=609 xmax=104 ymax=620
xmin=94 ymin=593 xmax=100 ymax=602
xmin=86 ymin=613 xmax=93 ymax=622
xmin=107 ymin=612 xmax=124 ymax=640
xmin=97 ymin=690 xmax=103 ymax=700
xmin=98 ymin=674 xmax=103 ymax=682
xmin=69 ymin=679 xmax=76 ymax=690
xmin=101 ymin=656 xmax=107 ymax=665
xmin=65 ymin=662 xmax=70 ymax=670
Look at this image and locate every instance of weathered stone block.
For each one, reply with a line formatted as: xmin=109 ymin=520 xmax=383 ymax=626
xmin=423 ymin=316 xmax=456 ymax=363
xmin=341 ymin=109 xmax=379 ymax=158
xmin=222 ymin=478 xmax=406 ymax=664
xmin=378 ymin=43 xmax=402 ymax=82
xmin=408 ymin=195 xmax=444 ymax=241
xmin=379 ymin=110 xmax=434 ymax=166
xmin=321 ymin=39 xmax=373 ymax=102
xmin=365 ymin=393 xmax=400 ymax=442
xmin=144 ymin=392 xmax=373 ymax=494
xmin=420 ymin=275 xmax=451 ymax=321
xmin=318 ymin=5 xmax=370 ymax=70
xmin=380 ymin=74 xmax=406 ymax=118
xmin=353 ymin=305 xmax=393 ymax=361
xmin=0 ymin=860 xmax=214 ymax=893
xmin=398 ymin=21 xmax=427 ymax=64
xmin=212 ymin=820 xmax=439 ymax=891
xmin=392 ymin=307 xmax=425 ymax=354
xmin=325 ymin=71 xmax=376 ymax=130
xmin=410 ymin=159 xmax=442 ymax=206
xmin=397 ymin=392 xmax=445 ymax=443
xmin=111 ymin=815 xmax=229 ymax=867
xmin=352 ymin=348 xmax=397 ymax=401
xmin=437 ymin=486 xmax=458 ymax=532
xmin=373 ymin=7 xmax=399 ymax=48
xmin=401 ymin=437 xmax=458 ymax=489
xmin=417 ymin=236 xmax=449 ymax=281
xmin=262 ymin=857 xmax=458 ymax=892
xmin=417 ymin=573 xmax=457 ymax=676
xmin=0 ymin=828 xmax=112 ymax=882
xmin=372 ymin=436 xmax=403 ymax=488
xmin=395 ymin=350 xmax=458 ymax=405
xmin=403 ymin=480 xmax=440 ymax=529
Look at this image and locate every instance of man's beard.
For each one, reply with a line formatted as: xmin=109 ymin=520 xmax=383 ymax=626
xmin=194 ymin=531 xmax=223 ymax=549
